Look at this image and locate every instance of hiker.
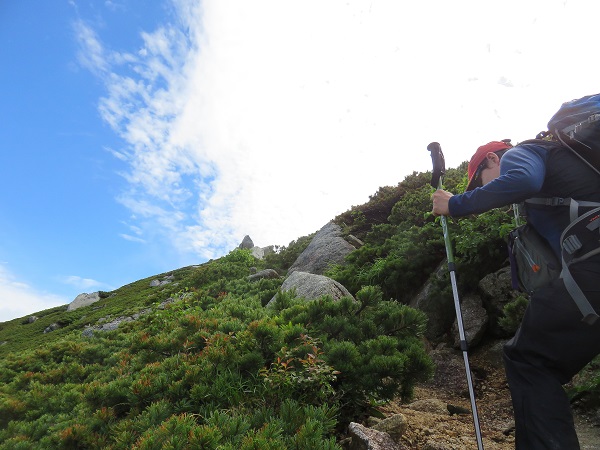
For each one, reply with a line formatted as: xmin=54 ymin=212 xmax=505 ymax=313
xmin=431 ymin=139 xmax=600 ymax=449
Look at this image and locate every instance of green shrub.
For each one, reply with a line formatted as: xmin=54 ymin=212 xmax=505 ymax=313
xmin=498 ymin=295 xmax=529 ymax=335
xmin=275 ymin=286 xmax=433 ymax=421
xmin=6 ymin=162 xmax=600 ymax=448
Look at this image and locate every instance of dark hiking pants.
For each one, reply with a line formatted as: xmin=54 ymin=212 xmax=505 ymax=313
xmin=503 ymin=256 xmax=600 ymax=449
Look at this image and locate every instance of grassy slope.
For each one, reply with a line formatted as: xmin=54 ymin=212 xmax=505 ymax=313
xmin=0 ymin=267 xmax=201 ymax=358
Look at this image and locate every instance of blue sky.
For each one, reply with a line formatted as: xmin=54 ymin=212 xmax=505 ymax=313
xmin=1 ymin=0 xmax=598 ymax=322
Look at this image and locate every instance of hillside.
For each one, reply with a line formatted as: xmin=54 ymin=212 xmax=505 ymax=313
xmin=1 ymin=165 xmax=599 ymax=449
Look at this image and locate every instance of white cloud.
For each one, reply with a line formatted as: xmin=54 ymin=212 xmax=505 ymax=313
xmin=120 ymin=233 xmax=147 ymax=243
xmin=60 ymin=275 xmax=110 ymax=291
xmin=0 ymin=265 xmax=68 ymax=323
xmin=73 ymin=20 xmax=110 ymax=76
xmin=79 ymin=0 xmax=600 ymax=261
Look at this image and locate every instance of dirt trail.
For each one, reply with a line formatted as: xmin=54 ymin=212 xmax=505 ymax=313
xmin=380 ymin=340 xmax=600 ymax=449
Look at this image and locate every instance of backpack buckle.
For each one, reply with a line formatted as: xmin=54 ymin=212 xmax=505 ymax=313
xmin=546 ymin=197 xmax=565 ymax=206
xmin=563 ymin=235 xmax=583 ymax=255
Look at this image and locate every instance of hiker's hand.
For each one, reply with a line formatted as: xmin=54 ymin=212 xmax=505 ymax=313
xmin=432 ymin=189 xmax=452 ymax=216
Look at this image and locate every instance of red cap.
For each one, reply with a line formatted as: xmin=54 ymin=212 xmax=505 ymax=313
xmin=465 ymin=141 xmax=512 ymax=191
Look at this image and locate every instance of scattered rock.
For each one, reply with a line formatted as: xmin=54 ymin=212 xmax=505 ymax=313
xmin=348 ymin=422 xmax=405 ymax=450
xmin=82 ymin=292 xmax=192 ymax=337
xmin=150 ymin=275 xmax=174 ymax=287
xmin=27 ymin=316 xmax=38 ymax=324
xmin=82 ymin=316 xmax=135 ymax=337
xmin=248 ymin=269 xmax=280 ymax=282
xmin=371 ymin=414 xmax=408 ymax=443
xmin=405 ymin=399 xmax=450 ymax=415
xmin=44 ymin=323 xmax=61 ymax=334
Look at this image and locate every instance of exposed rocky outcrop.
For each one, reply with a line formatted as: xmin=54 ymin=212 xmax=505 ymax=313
xmin=288 ymin=222 xmax=357 ymax=275
xmin=239 ymin=235 xmax=255 ymax=249
xmin=409 ymin=263 xmax=455 ymax=342
xmin=67 ymin=292 xmax=101 ymax=311
xmin=478 ymin=267 xmax=520 ymax=337
xmin=238 ymin=235 xmax=276 ymax=260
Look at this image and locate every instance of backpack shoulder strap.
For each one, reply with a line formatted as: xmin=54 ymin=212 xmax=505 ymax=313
xmin=559 ymin=206 xmax=600 ymax=325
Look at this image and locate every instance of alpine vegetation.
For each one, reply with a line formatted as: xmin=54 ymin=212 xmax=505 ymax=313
xmin=1 ymin=161 xmax=599 ymax=449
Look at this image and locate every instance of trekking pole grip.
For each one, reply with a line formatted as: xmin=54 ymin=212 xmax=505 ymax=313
xmin=427 ymin=141 xmax=454 ymax=262
xmin=427 ymin=142 xmax=446 ymax=189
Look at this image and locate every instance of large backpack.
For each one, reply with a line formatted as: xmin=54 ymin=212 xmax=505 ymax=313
xmin=511 ymin=93 xmax=600 ymax=325
xmin=541 ymin=92 xmax=600 ymax=176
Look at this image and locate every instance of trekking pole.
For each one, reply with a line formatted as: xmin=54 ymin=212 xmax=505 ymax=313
xmin=427 ymin=142 xmax=485 ymax=450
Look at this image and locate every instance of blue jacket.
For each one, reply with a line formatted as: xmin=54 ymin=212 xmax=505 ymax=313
xmin=449 ymin=142 xmax=600 ymax=258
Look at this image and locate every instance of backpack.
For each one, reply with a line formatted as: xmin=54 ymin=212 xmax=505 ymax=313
xmin=540 ymin=92 xmax=600 ymax=176
xmin=509 ymin=93 xmax=600 ymax=325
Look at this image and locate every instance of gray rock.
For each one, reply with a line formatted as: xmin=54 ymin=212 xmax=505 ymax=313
xmin=423 ymin=344 xmax=472 ymax=396
xmin=150 ymin=275 xmax=174 ymax=287
xmin=346 ymin=234 xmax=364 ymax=248
xmin=238 ymin=235 xmax=276 ymax=261
xmin=478 ymin=267 xmax=520 ymax=337
xmin=67 ymin=292 xmax=101 ymax=311
xmin=262 ymin=245 xmax=276 ymax=257
xmin=248 ymin=269 xmax=280 ymax=282
xmin=371 ymin=414 xmax=408 ymax=443
xmin=27 ymin=316 xmax=38 ymax=324
xmin=251 ymin=247 xmax=264 ymax=259
xmin=239 ymin=235 xmax=254 ymax=249
xmin=348 ymin=422 xmax=404 ymax=450
xmin=44 ymin=323 xmax=61 ymax=334
xmin=405 ymin=399 xmax=449 ymax=415
xmin=288 ymin=222 xmax=356 ymax=275
xmin=451 ymin=294 xmax=488 ymax=349
xmin=409 ymin=262 xmax=455 ymax=342
xmin=82 ymin=316 xmax=135 ymax=337
xmin=266 ymin=271 xmax=353 ymax=307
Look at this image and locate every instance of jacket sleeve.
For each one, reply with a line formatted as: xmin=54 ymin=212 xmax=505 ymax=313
xmin=448 ymin=144 xmax=548 ymax=217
